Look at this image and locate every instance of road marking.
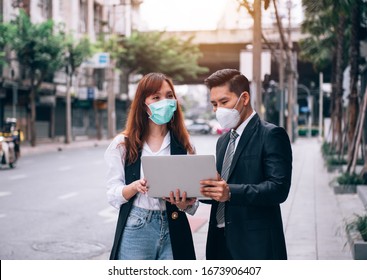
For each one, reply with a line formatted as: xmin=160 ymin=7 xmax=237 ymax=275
xmin=58 ymin=166 xmax=72 ymax=171
xmin=58 ymin=192 xmax=78 ymax=200
xmin=98 ymin=207 xmax=118 ymax=223
xmin=9 ymin=174 xmax=28 ymax=180
xmin=0 ymin=192 xmax=11 ymax=197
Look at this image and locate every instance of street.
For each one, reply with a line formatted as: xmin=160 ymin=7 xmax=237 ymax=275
xmin=0 ymin=134 xmax=219 ymax=260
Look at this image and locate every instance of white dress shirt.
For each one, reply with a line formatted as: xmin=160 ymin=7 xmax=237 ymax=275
xmin=104 ymin=132 xmax=198 ymax=213
xmin=233 ymin=110 xmax=257 ymax=149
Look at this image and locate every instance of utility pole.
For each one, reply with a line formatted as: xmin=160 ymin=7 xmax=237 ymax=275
xmin=286 ymin=0 xmax=294 ymax=142
xmin=253 ymin=0 xmax=262 ymax=118
xmin=319 ymin=72 xmax=323 ymax=141
xmin=106 ymin=2 xmax=116 ymax=139
xmin=107 ymin=63 xmax=116 ymax=139
xmin=278 ymin=43 xmax=285 ymax=128
xmin=65 ymin=65 xmax=72 ymax=144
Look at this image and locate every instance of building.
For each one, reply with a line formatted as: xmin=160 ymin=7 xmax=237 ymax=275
xmin=0 ymin=0 xmax=143 ymax=142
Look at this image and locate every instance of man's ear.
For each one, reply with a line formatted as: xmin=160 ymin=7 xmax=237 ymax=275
xmin=241 ymin=91 xmax=250 ymax=106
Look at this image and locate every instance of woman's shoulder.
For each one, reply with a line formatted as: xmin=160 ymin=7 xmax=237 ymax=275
xmin=106 ymin=133 xmax=126 ymax=151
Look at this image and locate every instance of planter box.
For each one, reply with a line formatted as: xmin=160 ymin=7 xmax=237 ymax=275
xmin=357 ymin=185 xmax=367 ymax=209
xmin=330 ymin=182 xmax=357 ymax=194
xmin=329 ymin=182 xmax=367 ymax=194
xmin=346 ymin=227 xmax=367 ymax=260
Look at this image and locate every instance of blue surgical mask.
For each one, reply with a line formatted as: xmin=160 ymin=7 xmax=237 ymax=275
xmin=146 ymin=99 xmax=177 ymax=125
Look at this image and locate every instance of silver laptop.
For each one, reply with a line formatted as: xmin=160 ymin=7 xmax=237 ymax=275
xmin=141 ymin=155 xmax=217 ymax=199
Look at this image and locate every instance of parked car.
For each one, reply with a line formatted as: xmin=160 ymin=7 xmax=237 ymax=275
xmin=186 ymin=120 xmax=211 ymax=134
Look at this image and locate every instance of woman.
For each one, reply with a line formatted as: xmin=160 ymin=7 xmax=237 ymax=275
xmin=104 ymin=73 xmax=197 ymax=260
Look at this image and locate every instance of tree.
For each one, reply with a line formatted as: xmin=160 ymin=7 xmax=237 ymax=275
xmin=301 ymin=0 xmax=367 ymax=177
xmin=109 ymin=31 xmax=208 ymax=93
xmin=0 ymin=20 xmax=16 ymax=68
xmin=9 ymin=10 xmax=65 ymax=146
xmin=63 ymin=36 xmax=93 ymax=144
xmin=94 ymin=34 xmax=125 ymax=139
xmin=300 ymin=0 xmax=350 ymax=155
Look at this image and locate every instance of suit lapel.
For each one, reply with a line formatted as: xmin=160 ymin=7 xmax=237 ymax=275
xmin=217 ymin=133 xmax=230 ymax=175
xmin=227 ymin=114 xmax=259 ymax=180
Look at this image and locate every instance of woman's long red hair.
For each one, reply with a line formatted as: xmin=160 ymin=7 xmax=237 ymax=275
xmin=121 ymin=73 xmax=194 ymax=164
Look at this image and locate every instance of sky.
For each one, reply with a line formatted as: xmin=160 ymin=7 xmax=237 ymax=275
xmin=139 ymin=0 xmax=304 ymax=31
xmin=140 ymin=0 xmax=228 ymax=31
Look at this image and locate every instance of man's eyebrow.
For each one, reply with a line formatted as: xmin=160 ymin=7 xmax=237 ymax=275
xmin=218 ymin=97 xmax=229 ymax=102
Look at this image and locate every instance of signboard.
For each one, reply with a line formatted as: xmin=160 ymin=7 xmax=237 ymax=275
xmin=87 ymin=87 xmax=94 ymax=100
xmin=82 ymin=52 xmax=110 ymax=68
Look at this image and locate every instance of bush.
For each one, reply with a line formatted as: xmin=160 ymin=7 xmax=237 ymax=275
xmin=321 ymin=142 xmax=336 ymax=157
xmin=326 ymin=157 xmax=347 ymax=166
xmin=346 ymin=213 xmax=367 ymax=241
xmin=337 ymin=172 xmax=364 ymax=185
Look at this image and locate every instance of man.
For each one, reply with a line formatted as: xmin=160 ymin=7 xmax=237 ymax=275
xmin=200 ymin=69 xmax=292 ymax=260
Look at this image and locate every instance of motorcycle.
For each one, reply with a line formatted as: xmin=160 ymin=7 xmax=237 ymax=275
xmin=0 ymin=135 xmax=18 ymax=168
xmin=0 ymin=118 xmax=21 ymax=169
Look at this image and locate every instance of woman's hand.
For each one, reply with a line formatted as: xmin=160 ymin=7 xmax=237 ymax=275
xmin=123 ymin=178 xmax=148 ymax=200
xmin=164 ymin=188 xmax=197 ymax=210
xmin=133 ymin=178 xmax=148 ymax=194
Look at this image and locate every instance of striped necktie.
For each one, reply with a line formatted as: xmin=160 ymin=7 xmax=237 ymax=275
xmin=216 ymin=129 xmax=239 ymax=226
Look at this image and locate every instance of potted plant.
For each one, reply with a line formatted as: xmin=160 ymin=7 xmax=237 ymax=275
xmin=325 ymin=156 xmax=346 ymax=172
xmin=330 ymin=172 xmax=365 ymax=194
xmin=345 ymin=213 xmax=367 ymax=260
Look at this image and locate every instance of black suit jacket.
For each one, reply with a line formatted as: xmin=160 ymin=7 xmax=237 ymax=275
xmin=206 ymin=113 xmax=292 ymax=260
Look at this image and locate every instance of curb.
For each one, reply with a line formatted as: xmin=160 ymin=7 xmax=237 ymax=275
xmin=20 ymin=139 xmax=111 ymax=157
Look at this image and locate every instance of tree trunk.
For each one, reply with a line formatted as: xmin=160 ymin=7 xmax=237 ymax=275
xmin=330 ymin=52 xmax=337 ymax=148
xmin=29 ymin=86 xmax=36 ymax=147
xmin=94 ymin=101 xmax=102 ymax=140
xmin=334 ymin=13 xmax=346 ymax=154
xmin=65 ymin=73 xmax=72 ymax=144
xmin=350 ymin=88 xmax=367 ymax=174
xmin=347 ymin=1 xmax=361 ymax=163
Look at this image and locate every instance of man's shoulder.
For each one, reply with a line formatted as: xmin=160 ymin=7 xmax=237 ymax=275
xmin=260 ymin=120 xmax=285 ymax=133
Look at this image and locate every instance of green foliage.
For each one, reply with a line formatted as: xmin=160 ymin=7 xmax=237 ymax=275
xmin=326 ymin=156 xmax=347 ymax=166
xmin=336 ymin=172 xmax=364 ymax=185
xmin=321 ymin=142 xmax=336 ymax=157
xmin=96 ymin=34 xmax=124 ymax=62
xmin=0 ymin=20 xmax=16 ymax=66
xmin=64 ymin=35 xmax=93 ymax=75
xmin=346 ymin=213 xmax=367 ymax=241
xmin=10 ymin=10 xmax=65 ymax=82
xmin=299 ymin=0 xmax=353 ymax=72
xmin=109 ymin=31 xmax=208 ymax=82
xmin=298 ymin=127 xmax=319 ymax=137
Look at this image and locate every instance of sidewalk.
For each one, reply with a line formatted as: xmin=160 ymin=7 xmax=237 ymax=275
xmin=21 ymin=137 xmax=111 ymax=157
xmin=20 ymin=137 xmax=366 ymax=260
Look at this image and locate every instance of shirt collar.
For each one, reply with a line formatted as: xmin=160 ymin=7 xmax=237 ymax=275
xmin=234 ymin=110 xmax=256 ymax=138
xmin=143 ymin=131 xmax=171 ymax=154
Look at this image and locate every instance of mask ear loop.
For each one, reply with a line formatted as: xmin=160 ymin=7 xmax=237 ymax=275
xmin=145 ymin=103 xmax=152 ymax=118
xmin=235 ymin=92 xmax=246 ymax=116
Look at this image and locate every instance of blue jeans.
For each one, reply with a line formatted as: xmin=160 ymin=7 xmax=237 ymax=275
xmin=117 ymin=206 xmax=173 ymax=260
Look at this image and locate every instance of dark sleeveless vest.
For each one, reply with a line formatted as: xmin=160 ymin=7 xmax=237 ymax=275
xmin=109 ymin=132 xmax=196 ymax=260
